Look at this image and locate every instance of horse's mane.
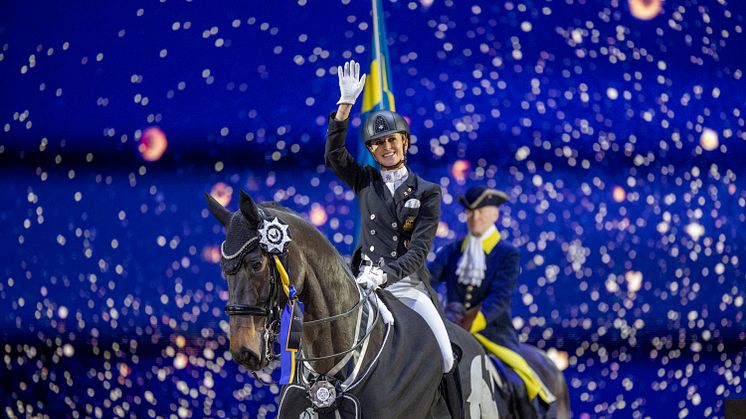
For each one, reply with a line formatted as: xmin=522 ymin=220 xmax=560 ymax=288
xmin=258 ymin=201 xmax=302 ymax=217
xmin=257 ymin=201 xmax=353 ymax=273
xmin=257 ymin=201 xmax=313 ymax=232
xmin=256 ymin=201 xmax=358 ymax=301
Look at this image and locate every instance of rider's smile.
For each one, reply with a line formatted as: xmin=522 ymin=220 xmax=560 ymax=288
xmin=369 ymin=133 xmax=408 ymax=169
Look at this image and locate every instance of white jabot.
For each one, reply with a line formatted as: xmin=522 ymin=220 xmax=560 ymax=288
xmin=456 ymin=224 xmax=497 ymax=287
xmin=381 ymin=166 xmax=408 ymax=195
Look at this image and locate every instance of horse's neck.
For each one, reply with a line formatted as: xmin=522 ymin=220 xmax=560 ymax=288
xmin=293 ymin=234 xmax=375 ymax=374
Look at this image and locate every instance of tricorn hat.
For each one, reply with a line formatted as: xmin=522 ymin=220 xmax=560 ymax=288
xmin=457 ymin=185 xmax=509 ymax=210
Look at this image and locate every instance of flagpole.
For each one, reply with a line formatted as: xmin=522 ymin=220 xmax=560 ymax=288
xmin=353 ymin=0 xmax=387 ymax=252
xmin=372 ymin=0 xmax=384 ymax=111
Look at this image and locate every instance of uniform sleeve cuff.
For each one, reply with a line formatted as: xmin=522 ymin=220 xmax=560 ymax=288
xmin=470 ymin=311 xmax=487 ymax=333
xmin=328 ymin=112 xmax=349 ymax=128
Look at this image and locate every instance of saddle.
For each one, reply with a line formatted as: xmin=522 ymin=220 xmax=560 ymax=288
xmin=447 ymin=303 xmax=557 ymax=418
xmin=489 ymin=358 xmax=557 ymax=418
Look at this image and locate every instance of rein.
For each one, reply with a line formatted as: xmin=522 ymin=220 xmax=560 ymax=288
xmin=296 ymin=290 xmax=380 ymax=363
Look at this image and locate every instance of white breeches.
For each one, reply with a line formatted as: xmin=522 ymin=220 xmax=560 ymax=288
xmin=387 ymin=279 xmax=454 ymax=373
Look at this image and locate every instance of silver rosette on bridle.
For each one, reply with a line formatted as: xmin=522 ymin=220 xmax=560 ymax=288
xmin=258 ymin=217 xmax=292 ymax=254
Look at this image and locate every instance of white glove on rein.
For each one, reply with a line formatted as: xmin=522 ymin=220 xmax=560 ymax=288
xmin=356 ymin=266 xmax=394 ymax=325
xmin=356 ymin=265 xmax=387 ymax=290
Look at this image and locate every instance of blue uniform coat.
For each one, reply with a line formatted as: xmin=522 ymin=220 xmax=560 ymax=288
xmin=428 ymin=234 xmax=521 ymax=352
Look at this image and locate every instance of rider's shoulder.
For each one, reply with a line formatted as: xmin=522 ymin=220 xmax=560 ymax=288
xmin=493 ymin=239 xmax=520 ymax=257
xmin=413 ymin=175 xmax=441 ymax=196
xmin=436 ymin=240 xmax=461 ymax=255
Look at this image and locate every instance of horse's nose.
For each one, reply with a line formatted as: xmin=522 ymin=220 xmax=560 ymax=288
xmin=240 ymin=347 xmax=257 ymax=363
xmin=233 ymin=346 xmax=261 ymax=369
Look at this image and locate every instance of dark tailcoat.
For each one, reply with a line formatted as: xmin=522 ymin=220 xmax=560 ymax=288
xmin=325 ymin=113 xmax=440 ymax=289
xmin=428 ymin=234 xmax=522 ymax=352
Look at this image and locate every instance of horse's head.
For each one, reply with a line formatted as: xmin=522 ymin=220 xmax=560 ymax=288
xmin=206 ymin=190 xmax=294 ymax=370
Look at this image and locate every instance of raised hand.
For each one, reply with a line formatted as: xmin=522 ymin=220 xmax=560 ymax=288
xmin=337 ymin=60 xmax=367 ymax=105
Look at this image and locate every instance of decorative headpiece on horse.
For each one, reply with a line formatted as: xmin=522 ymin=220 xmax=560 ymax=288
xmin=206 ymin=189 xmax=302 ymax=385
xmin=207 ymin=190 xmax=292 ymax=268
xmin=258 ymin=217 xmax=292 ymax=254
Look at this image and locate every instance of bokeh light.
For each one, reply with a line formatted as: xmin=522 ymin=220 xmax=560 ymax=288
xmin=138 ymin=126 xmax=168 ymax=162
xmin=625 ymin=270 xmax=643 ymax=293
xmin=1 ymin=1 xmax=745 ymax=417
xmin=210 ymin=182 xmax=234 ymax=207
xmin=309 ymin=203 xmax=328 ymax=226
xmin=629 ymin=0 xmax=663 ymax=20
xmin=684 ymin=222 xmax=705 ymax=241
xmin=546 ymin=348 xmax=569 ymax=371
xmin=700 ymin=128 xmax=719 ymax=151
xmin=450 ymin=159 xmax=471 ymax=184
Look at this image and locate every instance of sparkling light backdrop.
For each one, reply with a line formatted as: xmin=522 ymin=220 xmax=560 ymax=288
xmin=1 ymin=1 xmax=745 ymax=418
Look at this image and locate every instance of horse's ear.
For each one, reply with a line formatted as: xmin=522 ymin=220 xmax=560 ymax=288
xmin=239 ymin=190 xmax=262 ymax=226
xmin=205 ymin=192 xmax=232 ymax=227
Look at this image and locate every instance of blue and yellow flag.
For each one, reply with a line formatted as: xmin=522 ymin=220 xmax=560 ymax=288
xmin=356 ymin=0 xmax=397 ymax=167
xmin=351 ymin=0 xmax=398 ymax=250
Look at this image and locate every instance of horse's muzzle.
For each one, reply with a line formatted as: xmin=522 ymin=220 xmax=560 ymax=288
xmin=232 ymin=345 xmax=266 ymax=370
xmin=229 ymin=316 xmax=270 ymax=370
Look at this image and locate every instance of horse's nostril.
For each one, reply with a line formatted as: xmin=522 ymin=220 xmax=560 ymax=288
xmin=240 ymin=348 xmax=255 ymax=362
xmin=234 ymin=346 xmax=261 ymax=368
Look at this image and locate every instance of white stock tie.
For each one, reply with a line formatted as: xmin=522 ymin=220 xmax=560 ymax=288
xmin=455 ymin=224 xmax=497 ymax=287
xmin=381 ymin=166 xmax=408 ymax=195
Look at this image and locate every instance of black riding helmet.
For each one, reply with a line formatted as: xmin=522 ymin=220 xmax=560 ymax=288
xmin=362 ymin=110 xmax=410 ymax=145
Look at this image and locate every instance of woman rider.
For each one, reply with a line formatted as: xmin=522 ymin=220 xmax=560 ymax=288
xmin=324 ymin=60 xmax=462 ymax=417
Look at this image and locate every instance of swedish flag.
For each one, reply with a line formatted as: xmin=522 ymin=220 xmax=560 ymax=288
xmin=356 ymin=0 xmax=397 ymax=167
xmin=351 ymin=0 xmax=397 ymax=249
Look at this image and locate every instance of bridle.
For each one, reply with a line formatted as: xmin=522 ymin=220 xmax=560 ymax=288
xmin=221 ymin=235 xmax=284 ymax=365
xmin=220 ymin=218 xmax=379 ymax=371
xmin=222 ymin=237 xmax=275 ymax=318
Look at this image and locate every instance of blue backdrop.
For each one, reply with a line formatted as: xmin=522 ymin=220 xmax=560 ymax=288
xmin=1 ymin=1 xmax=745 ymax=418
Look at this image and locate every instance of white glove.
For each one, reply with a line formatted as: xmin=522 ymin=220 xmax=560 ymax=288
xmin=337 ymin=60 xmax=367 ymax=105
xmin=356 ymin=266 xmax=387 ymax=290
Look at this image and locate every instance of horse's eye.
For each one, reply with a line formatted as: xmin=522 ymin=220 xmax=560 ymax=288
xmin=251 ymin=261 xmax=263 ymax=272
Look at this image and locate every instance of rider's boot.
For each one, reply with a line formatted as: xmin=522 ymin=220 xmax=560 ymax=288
xmin=440 ymin=343 xmax=464 ymax=419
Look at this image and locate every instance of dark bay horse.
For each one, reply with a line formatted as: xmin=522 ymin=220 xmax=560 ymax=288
xmin=207 ymin=191 xmax=505 ymax=418
xmin=207 ymin=190 xmax=567 ymax=418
